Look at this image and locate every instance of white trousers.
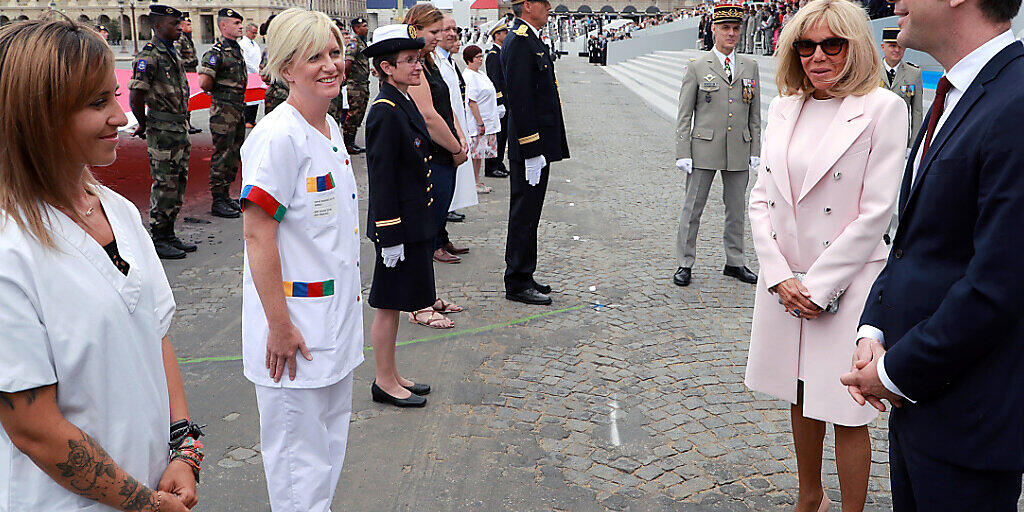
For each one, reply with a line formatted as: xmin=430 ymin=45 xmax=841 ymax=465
xmin=254 ymin=372 xmax=353 ymax=512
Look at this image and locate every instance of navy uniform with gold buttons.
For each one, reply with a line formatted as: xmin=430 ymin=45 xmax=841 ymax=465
xmin=484 ymin=22 xmax=510 ymax=177
xmin=365 ymin=41 xmax=437 ymax=312
xmin=500 ymin=8 xmax=569 ymax=303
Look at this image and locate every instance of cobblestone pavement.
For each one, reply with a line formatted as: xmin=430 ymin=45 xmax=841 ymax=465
xmin=153 ymin=55 xmax=995 ymax=511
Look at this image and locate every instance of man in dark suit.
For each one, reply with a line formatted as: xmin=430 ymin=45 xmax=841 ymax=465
xmin=842 ymin=0 xmax=1024 ymax=509
xmin=484 ymin=23 xmax=510 ymax=178
xmin=501 ymin=0 xmax=569 ymax=306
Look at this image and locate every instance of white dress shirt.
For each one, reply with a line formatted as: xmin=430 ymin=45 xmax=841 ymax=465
xmin=711 ymin=46 xmax=737 ymax=77
xmin=240 ymin=36 xmax=262 ymax=75
xmin=858 ymin=29 xmax=1017 ymax=402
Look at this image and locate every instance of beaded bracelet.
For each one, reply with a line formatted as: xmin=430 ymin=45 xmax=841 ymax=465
xmin=170 ymin=437 xmax=204 ymax=483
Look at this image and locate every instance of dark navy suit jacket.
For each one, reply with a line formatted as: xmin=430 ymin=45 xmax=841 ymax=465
xmin=860 ymin=41 xmax=1024 ymax=471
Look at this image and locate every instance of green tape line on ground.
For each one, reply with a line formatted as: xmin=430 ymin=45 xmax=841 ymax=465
xmin=176 ymin=303 xmax=587 ymax=365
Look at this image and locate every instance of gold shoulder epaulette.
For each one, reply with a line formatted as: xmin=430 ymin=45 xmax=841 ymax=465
xmin=513 ymin=25 xmax=529 ymax=37
xmin=372 ymin=99 xmax=396 ymax=107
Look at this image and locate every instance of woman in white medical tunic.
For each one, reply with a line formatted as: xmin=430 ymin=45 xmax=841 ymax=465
xmin=0 ymin=19 xmax=197 ymax=512
xmin=240 ymin=9 xmax=363 ymax=512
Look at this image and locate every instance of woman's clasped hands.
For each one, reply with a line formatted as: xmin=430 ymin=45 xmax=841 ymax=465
xmin=770 ymin=277 xmax=823 ymax=320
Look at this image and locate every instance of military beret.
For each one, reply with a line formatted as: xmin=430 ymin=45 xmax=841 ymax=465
xmin=489 ymin=22 xmax=508 ymax=37
xmin=217 ymin=8 xmax=243 ymax=20
xmin=364 ymin=24 xmax=425 ymax=57
xmin=95 ymin=24 xmax=107 ymax=31
xmin=182 ymin=15 xmax=191 ymax=22
xmin=351 ymin=17 xmax=368 ymax=26
xmin=882 ymin=27 xmax=899 ymax=43
xmin=149 ymin=4 xmax=183 ymax=18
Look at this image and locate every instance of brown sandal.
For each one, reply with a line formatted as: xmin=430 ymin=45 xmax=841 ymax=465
xmin=432 ymin=298 xmax=463 ymax=314
xmin=408 ymin=309 xmax=454 ymax=329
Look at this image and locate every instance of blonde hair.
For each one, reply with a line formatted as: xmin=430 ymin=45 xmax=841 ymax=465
xmin=0 ymin=17 xmax=110 ymax=248
xmin=402 ymin=4 xmax=444 ymax=67
xmin=775 ymin=0 xmax=881 ymax=98
xmin=263 ymin=8 xmax=344 ymax=84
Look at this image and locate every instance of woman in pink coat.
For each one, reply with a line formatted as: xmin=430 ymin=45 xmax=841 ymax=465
xmin=745 ymin=1 xmax=908 ymax=511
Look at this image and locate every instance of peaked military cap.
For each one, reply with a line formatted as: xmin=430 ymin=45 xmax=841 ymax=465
xmin=364 ymin=24 xmax=425 ymax=57
xmin=882 ymin=27 xmax=899 ymax=43
xmin=712 ymin=3 xmax=743 ymax=24
xmin=489 ymin=22 xmax=508 ymax=37
xmin=352 ymin=17 xmax=368 ymax=26
xmin=149 ymin=4 xmax=183 ymax=18
xmin=218 ymin=8 xmax=243 ymax=20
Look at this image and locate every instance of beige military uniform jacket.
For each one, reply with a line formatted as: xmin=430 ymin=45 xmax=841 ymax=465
xmin=882 ymin=61 xmax=924 ymax=147
xmin=676 ymin=51 xmax=762 ymax=171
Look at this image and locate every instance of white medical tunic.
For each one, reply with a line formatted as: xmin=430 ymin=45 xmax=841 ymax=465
xmin=0 ymin=188 xmax=174 ymax=511
xmin=241 ymin=102 xmax=364 ymax=389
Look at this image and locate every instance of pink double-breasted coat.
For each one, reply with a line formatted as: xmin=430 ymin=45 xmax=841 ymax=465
xmin=745 ymin=89 xmax=908 ymax=426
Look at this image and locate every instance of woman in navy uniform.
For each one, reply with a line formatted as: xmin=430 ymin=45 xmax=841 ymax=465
xmin=364 ymin=25 xmax=437 ymax=408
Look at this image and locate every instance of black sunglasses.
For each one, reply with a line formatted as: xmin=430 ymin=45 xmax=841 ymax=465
xmin=792 ymin=37 xmax=848 ymax=57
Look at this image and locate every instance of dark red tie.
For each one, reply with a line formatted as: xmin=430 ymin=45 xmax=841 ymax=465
xmin=921 ymin=76 xmax=952 ymax=156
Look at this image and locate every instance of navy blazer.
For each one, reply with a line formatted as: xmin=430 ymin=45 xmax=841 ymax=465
xmin=860 ymin=41 xmax=1024 ymax=471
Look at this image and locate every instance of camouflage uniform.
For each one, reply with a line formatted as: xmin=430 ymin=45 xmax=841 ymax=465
xmin=174 ymin=32 xmax=198 ymax=128
xmin=329 ymin=87 xmax=346 ymax=127
xmin=199 ymin=37 xmax=248 ymax=199
xmin=259 ymin=49 xmax=289 ymax=115
xmin=341 ymin=34 xmax=369 ymax=148
xmin=128 ymin=38 xmax=190 ymax=236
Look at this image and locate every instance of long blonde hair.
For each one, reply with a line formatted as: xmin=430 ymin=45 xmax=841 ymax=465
xmin=0 ymin=17 xmax=111 ymax=247
xmin=775 ymin=0 xmax=881 ymax=98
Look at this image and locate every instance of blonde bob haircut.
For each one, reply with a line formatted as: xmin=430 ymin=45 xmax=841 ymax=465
xmin=775 ymin=0 xmax=881 ymax=98
xmin=263 ymin=8 xmax=344 ymax=84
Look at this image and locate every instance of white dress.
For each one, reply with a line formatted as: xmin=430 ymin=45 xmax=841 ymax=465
xmin=0 ymin=187 xmax=174 ymax=510
xmin=435 ymin=48 xmax=480 ymax=212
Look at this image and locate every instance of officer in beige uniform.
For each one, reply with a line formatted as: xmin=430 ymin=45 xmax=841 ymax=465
xmin=880 ymin=27 xmax=923 ymax=148
xmin=673 ymin=3 xmax=761 ymax=287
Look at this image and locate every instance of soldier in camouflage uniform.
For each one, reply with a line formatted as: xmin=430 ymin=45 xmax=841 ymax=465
xmin=260 ymin=48 xmax=289 ymax=115
xmin=327 ymin=19 xmax=349 ymax=127
xmin=199 ymin=7 xmax=247 ymax=218
xmin=341 ymin=16 xmax=369 ymax=154
xmin=129 ymin=4 xmax=195 ymax=259
xmin=175 ymin=15 xmax=201 ymax=134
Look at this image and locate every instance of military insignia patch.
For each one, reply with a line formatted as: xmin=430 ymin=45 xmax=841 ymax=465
xmin=703 ymin=73 xmax=715 ymax=83
xmin=408 ymin=25 xmax=418 ymax=38
xmin=137 ymin=59 xmax=147 ymax=72
xmin=208 ymin=54 xmax=217 ymax=66
xmin=681 ymin=64 xmax=688 ymax=76
xmin=414 ymin=137 xmax=421 ymax=148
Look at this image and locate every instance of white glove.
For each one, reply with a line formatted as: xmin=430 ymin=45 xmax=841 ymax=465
xmin=675 ymin=158 xmax=693 ymax=174
xmin=525 ymin=155 xmax=546 ymax=186
xmin=381 ymin=244 xmax=405 ymax=268
xmin=749 ymin=156 xmax=761 ymax=172
xmin=497 ymin=105 xmax=507 ymax=118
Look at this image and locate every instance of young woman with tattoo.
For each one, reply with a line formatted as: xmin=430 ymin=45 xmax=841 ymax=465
xmin=0 ymin=17 xmax=199 ymax=512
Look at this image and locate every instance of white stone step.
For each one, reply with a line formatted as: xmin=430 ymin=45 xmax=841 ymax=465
xmin=603 ymin=64 xmax=677 ymax=120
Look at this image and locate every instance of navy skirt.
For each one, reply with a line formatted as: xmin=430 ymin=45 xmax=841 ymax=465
xmin=368 ymin=239 xmax=436 ymax=311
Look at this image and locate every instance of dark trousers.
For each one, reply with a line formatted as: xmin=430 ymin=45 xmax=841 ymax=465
xmin=485 ymin=115 xmax=508 ymax=173
xmin=504 ymin=159 xmax=549 ymax=293
xmin=428 ymin=161 xmax=457 ymax=251
xmin=889 ymin=426 xmax=1022 ymax=511
xmin=244 ymin=104 xmax=258 ymax=125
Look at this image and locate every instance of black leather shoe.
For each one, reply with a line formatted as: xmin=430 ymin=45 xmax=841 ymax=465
xmin=371 ymin=382 xmax=426 ymax=407
xmin=673 ymin=267 xmax=691 ymax=287
xmin=485 ymin=169 xmax=509 ymax=178
xmin=169 ymin=235 xmax=197 ymax=253
xmin=506 ymin=288 xmax=553 ymax=305
xmin=187 ymin=125 xmax=202 ymax=134
xmin=347 ymin=145 xmax=365 ymax=155
xmin=403 ymin=382 xmax=431 ymax=395
xmin=211 ymin=198 xmax=240 ymax=218
xmin=724 ymin=265 xmax=758 ymax=284
xmin=228 ymin=197 xmax=242 ymax=212
xmin=532 ymin=280 xmax=552 ymax=294
xmin=446 ymin=211 xmax=464 ymax=222
xmin=153 ymin=238 xmax=186 ymax=260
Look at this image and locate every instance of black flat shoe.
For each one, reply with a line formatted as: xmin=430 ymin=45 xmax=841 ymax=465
xmin=446 ymin=211 xmax=465 ymax=222
xmin=505 ymin=288 xmax=552 ymax=305
xmin=371 ymin=382 xmax=426 ymax=407
xmin=673 ymin=267 xmax=691 ymax=287
xmin=532 ymin=280 xmax=552 ymax=294
xmin=403 ymin=382 xmax=431 ymax=395
xmin=723 ymin=265 xmax=757 ymax=284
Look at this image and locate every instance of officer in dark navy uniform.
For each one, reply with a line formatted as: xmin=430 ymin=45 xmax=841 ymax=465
xmin=501 ymin=0 xmax=569 ymax=306
xmin=484 ymin=22 xmax=509 ymax=178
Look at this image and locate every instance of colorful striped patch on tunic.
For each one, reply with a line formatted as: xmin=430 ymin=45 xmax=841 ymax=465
xmin=241 ymin=185 xmax=286 ymax=222
xmin=283 ymin=279 xmax=335 ymax=297
xmin=306 ymin=173 xmax=336 ymax=193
